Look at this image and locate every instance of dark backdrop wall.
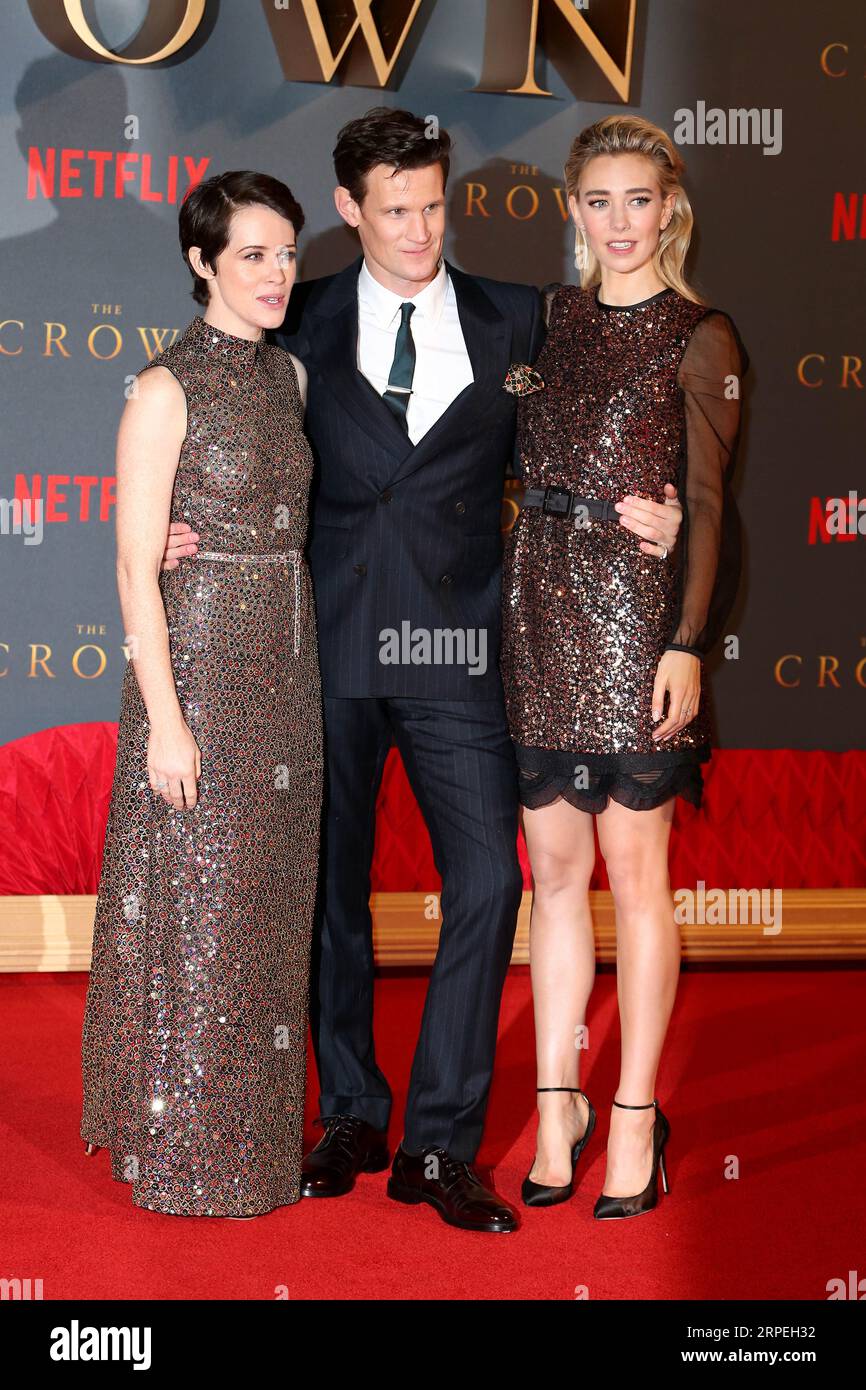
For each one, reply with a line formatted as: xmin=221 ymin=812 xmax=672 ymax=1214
xmin=1 ymin=0 xmax=863 ymax=752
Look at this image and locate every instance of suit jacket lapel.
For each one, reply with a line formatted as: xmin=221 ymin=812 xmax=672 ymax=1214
xmin=384 ymin=261 xmax=511 ymax=487
xmin=306 ymin=257 xmax=414 ymax=472
xmin=305 ymin=257 xmax=512 ymax=488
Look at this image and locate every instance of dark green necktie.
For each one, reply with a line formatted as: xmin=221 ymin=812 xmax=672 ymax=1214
xmin=382 ymin=301 xmax=416 ymax=430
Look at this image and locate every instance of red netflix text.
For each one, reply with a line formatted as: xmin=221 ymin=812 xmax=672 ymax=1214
xmin=15 ymin=475 xmax=116 ymax=523
xmin=27 ymin=148 xmax=210 ymax=202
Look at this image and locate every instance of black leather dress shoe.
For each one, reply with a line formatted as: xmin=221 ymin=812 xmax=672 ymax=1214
xmin=386 ymin=1144 xmax=518 ymax=1233
xmin=300 ymin=1114 xmax=390 ymax=1198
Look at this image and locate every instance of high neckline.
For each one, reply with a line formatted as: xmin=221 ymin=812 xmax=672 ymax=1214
xmin=189 ymin=314 xmax=264 ymax=364
xmin=594 ymin=286 xmax=673 ymax=312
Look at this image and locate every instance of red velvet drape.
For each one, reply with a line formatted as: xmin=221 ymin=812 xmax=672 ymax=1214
xmin=1 ymin=723 xmax=864 ymax=893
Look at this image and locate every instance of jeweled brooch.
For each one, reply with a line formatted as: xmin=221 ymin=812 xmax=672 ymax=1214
xmin=503 ymin=362 xmax=545 ymax=396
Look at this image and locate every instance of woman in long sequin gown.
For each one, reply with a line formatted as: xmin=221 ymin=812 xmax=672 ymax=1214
xmin=500 ymin=118 xmax=746 ymax=1217
xmin=80 ymin=173 xmax=323 ymax=1217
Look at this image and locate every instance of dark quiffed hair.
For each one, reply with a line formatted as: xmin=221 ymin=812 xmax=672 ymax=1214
xmin=179 ymin=170 xmax=305 ymax=305
xmin=333 ymin=106 xmax=452 ymax=205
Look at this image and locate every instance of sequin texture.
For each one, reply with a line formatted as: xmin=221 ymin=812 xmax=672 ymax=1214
xmin=80 ymin=316 xmax=323 ymax=1215
xmin=501 ymin=286 xmax=716 ymax=813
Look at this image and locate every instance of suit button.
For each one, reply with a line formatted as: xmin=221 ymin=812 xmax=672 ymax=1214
xmin=379 ymin=489 xmax=392 ymax=504
xmin=440 ymin=573 xmax=453 ymax=586
xmin=454 ymin=501 xmax=466 ymax=514
xmin=354 ymin=563 xmax=367 ymax=576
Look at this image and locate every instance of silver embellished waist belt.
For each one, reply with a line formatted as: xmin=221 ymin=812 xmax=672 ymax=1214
xmin=196 ymin=550 xmax=302 ymax=562
xmin=196 ymin=549 xmax=302 ymax=655
xmin=520 ymin=487 xmax=619 ymax=523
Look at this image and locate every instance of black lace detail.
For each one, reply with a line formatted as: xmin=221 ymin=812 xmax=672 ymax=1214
xmin=515 ymin=744 xmax=710 ymax=814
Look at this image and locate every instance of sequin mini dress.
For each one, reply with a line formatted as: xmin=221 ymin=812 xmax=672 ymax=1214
xmin=81 ymin=315 xmax=323 ymax=1215
xmin=500 ymin=285 xmax=745 ymax=813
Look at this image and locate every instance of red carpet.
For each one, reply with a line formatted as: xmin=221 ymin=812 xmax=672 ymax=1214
xmin=2 ymin=966 xmax=863 ymax=1301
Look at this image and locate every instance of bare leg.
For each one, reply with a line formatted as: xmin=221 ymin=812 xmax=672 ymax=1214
xmin=521 ymin=797 xmax=597 ymax=1185
xmin=595 ymin=794 xmax=678 ymax=1197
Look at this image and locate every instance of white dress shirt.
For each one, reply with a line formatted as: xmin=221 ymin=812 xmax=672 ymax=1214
xmin=356 ymin=259 xmax=474 ymax=445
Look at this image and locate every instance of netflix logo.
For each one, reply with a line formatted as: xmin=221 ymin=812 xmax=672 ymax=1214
xmin=27 ymin=148 xmax=210 ymax=202
xmin=14 ymin=475 xmax=116 ymax=523
xmin=831 ymin=194 xmax=866 ymax=241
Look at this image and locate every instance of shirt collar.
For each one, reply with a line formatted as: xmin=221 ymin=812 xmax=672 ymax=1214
xmin=358 ymin=258 xmax=448 ymax=328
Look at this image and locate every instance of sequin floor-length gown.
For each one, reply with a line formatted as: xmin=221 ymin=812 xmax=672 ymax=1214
xmin=80 ymin=315 xmax=323 ymax=1216
xmin=500 ymin=284 xmax=746 ymax=813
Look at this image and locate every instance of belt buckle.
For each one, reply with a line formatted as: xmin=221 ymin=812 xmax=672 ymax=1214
xmin=543 ymin=486 xmax=573 ymax=519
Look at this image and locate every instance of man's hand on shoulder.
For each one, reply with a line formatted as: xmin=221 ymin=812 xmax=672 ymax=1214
xmin=615 ymin=482 xmax=682 ymax=557
xmin=289 ymin=353 xmax=308 ymax=407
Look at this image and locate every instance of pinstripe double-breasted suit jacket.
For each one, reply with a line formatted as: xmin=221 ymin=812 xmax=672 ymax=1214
xmin=275 ymin=256 xmax=545 ymax=700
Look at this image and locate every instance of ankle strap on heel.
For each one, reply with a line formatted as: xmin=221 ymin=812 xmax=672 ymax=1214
xmin=612 ymin=1098 xmax=658 ymax=1110
xmin=537 ymin=1086 xmax=585 ymax=1094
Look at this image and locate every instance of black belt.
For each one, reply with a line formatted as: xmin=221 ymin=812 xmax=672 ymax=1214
xmin=520 ymin=486 xmax=620 ymax=522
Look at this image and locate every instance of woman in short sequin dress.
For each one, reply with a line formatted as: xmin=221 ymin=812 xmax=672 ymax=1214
xmin=80 ymin=173 xmax=323 ymax=1217
xmin=500 ymin=118 xmax=746 ymax=1218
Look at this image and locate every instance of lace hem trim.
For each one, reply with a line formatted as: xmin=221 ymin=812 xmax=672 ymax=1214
xmin=514 ymin=745 xmax=710 ymax=813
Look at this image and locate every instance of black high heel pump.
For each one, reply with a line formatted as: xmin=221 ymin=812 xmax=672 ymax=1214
xmin=593 ymin=1097 xmax=670 ymax=1220
xmin=521 ymin=1087 xmax=596 ymax=1208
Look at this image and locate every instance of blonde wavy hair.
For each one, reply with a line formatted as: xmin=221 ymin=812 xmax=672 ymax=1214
xmin=564 ymin=115 xmax=702 ymax=303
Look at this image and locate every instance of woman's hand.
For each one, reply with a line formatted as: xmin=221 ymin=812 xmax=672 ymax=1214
xmin=147 ymin=719 xmax=201 ymax=810
xmin=651 ymin=650 xmax=701 ymax=742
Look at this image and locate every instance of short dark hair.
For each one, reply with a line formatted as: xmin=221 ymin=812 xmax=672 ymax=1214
xmin=179 ymin=170 xmax=305 ymax=306
xmin=333 ymin=106 xmax=452 ymax=205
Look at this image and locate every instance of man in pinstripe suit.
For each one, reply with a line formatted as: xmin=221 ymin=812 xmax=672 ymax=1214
xmin=164 ymin=109 xmax=683 ymax=1233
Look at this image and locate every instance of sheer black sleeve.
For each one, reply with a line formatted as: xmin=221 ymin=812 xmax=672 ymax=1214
xmin=666 ymin=310 xmax=747 ymax=658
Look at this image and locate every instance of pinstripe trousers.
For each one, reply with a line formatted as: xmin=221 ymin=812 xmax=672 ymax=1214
xmin=309 ymin=692 xmax=524 ymax=1162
